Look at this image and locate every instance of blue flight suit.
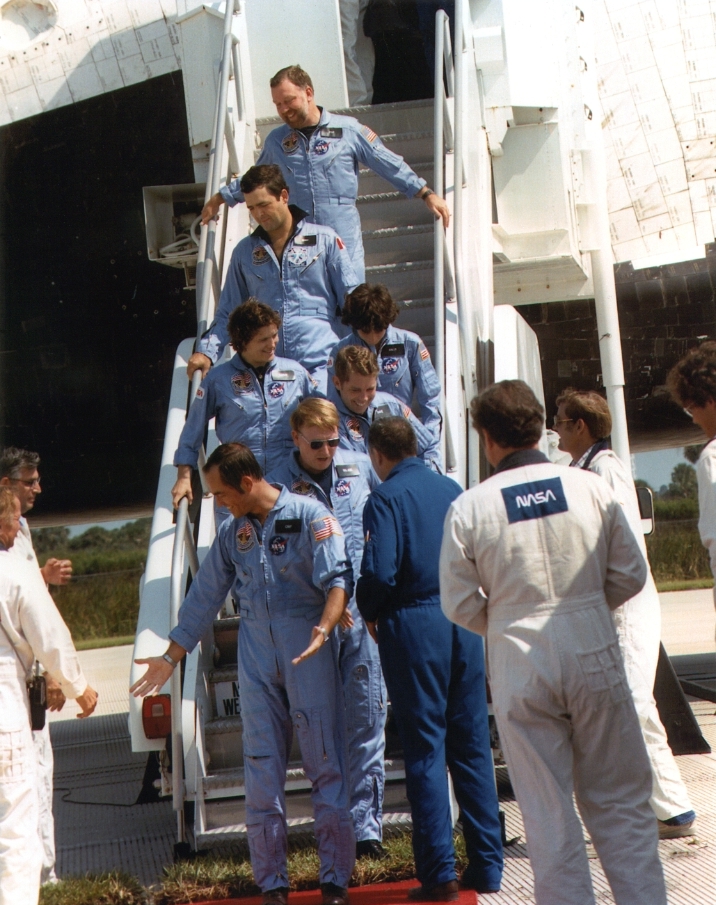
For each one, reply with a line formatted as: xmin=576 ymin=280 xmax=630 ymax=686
xmin=219 ymin=108 xmax=426 ymax=280
xmin=330 ymin=325 xmax=442 ymax=442
xmin=326 ymin=383 xmax=442 ymax=472
xmin=170 ymin=487 xmax=355 ymax=892
xmin=173 ymin=355 xmax=315 ymax=475
xmin=267 ymin=450 xmax=387 ymax=844
xmin=356 ymin=458 xmax=503 ymax=892
xmin=197 ymin=209 xmax=358 ymax=394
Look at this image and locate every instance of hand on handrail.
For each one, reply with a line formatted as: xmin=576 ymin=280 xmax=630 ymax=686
xmin=426 ymin=193 xmax=450 ymax=228
xmin=201 ymin=192 xmax=224 ymax=226
xmin=187 ymin=352 xmax=212 ymax=379
xmin=172 ymin=468 xmax=193 ymax=508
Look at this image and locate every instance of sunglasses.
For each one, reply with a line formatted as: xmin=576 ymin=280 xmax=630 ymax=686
xmin=298 ymin=433 xmax=340 ymax=450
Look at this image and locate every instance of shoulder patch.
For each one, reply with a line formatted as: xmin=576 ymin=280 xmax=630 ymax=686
xmin=336 ymin=236 xmax=346 ymax=250
xmin=195 ymin=386 xmax=204 ymax=399
xmin=419 ymin=344 xmax=430 ymax=361
xmin=501 ymin=477 xmax=569 ymax=524
xmin=236 ymin=522 xmax=255 ymax=552
xmin=361 ymin=125 xmax=378 ymax=143
xmin=402 ymin=405 xmax=411 ymax=419
xmin=311 ymin=515 xmax=343 ymax=541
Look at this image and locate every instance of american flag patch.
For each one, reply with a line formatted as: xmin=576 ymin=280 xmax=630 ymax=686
xmin=336 ymin=236 xmax=345 ymax=250
xmin=311 ymin=515 xmax=343 ymax=541
xmin=402 ymin=405 xmax=411 ymax=418
xmin=361 ymin=125 xmax=377 ymax=143
xmin=420 ymin=344 xmax=430 ymax=361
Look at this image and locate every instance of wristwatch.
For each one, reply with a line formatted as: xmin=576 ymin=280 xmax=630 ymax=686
xmin=317 ymin=626 xmax=329 ymax=643
xmin=420 ymin=187 xmax=435 ymax=200
xmin=163 ymin=652 xmax=178 ymax=669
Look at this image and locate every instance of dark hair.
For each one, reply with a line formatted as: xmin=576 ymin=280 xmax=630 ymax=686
xmin=667 ymin=341 xmax=716 ymax=407
xmin=270 ymin=65 xmax=313 ymax=91
xmin=0 ymin=447 xmax=40 ymax=480
xmin=555 ymin=388 xmax=611 ymax=440
xmin=368 ymin=417 xmax=417 ymax=460
xmin=204 ymin=443 xmax=263 ymax=488
xmin=228 ymin=300 xmax=281 ymax=353
xmin=471 ymin=380 xmax=544 ymax=448
xmin=341 ymin=284 xmax=400 ymax=332
xmin=334 ymin=346 xmax=379 ymax=382
xmin=239 ymin=164 xmax=289 ymax=199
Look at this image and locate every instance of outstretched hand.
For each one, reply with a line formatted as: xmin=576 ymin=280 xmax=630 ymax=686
xmin=131 ymin=657 xmax=175 ymax=697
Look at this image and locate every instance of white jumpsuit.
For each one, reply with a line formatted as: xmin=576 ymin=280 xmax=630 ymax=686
xmin=439 ymin=453 xmax=667 ymax=905
xmin=578 ymin=447 xmax=693 ymax=822
xmin=340 ymin=0 xmax=374 ymax=105
xmin=10 ymin=522 xmax=58 ymax=884
xmin=696 ymin=439 xmax=716 ymax=616
xmin=0 ymin=551 xmax=87 ymax=905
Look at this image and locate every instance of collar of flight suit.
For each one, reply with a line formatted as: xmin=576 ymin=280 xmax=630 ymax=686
xmin=384 ymin=456 xmax=424 ymax=481
xmin=251 ymin=205 xmax=310 ymax=245
xmin=494 ymin=448 xmax=550 ymax=475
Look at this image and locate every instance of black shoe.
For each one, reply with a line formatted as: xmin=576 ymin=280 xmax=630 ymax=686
xmin=321 ymin=883 xmax=349 ymax=905
xmin=356 ymin=839 xmax=388 ymax=860
xmin=262 ymin=888 xmax=289 ymax=905
xmin=407 ymin=881 xmax=459 ymax=902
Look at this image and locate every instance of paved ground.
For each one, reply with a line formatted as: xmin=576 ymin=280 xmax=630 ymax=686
xmin=51 ymin=590 xmax=716 ymax=898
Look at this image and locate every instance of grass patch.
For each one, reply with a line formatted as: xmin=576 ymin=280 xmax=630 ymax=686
xmin=74 ymin=634 xmax=136 ymax=651
xmin=655 ymin=578 xmax=714 ymax=592
xmin=40 ymin=872 xmax=147 ymax=905
xmin=50 ymin=570 xmax=142 ymax=643
xmin=646 ymin=523 xmax=712 ymax=583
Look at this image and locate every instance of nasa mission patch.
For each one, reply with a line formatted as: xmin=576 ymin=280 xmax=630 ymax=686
xmin=231 ymin=371 xmax=254 ymax=394
xmin=282 ymin=131 xmax=299 ymax=154
xmin=346 ymin=417 xmax=363 ymax=440
xmin=500 ymin=477 xmax=568 ymax=524
xmin=252 ymin=245 xmax=270 ymax=266
xmin=236 ymin=522 xmax=255 ymax=552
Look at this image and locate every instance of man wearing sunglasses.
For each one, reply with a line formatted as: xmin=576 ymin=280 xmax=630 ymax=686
xmin=267 ymin=398 xmax=387 ymax=862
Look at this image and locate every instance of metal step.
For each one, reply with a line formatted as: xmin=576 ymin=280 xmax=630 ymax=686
xmin=379 ymin=130 xmax=434 ymax=163
xmin=357 ymin=192 xmax=435 ymax=230
xmin=205 ymin=715 xmax=243 ymax=771
xmin=213 ymin=615 xmax=240 ymax=666
xmin=359 ymin=161 xmax=433 ymax=197
xmin=365 ymin=260 xmax=434 ymax=302
xmin=363 ymin=223 xmax=434 ymax=266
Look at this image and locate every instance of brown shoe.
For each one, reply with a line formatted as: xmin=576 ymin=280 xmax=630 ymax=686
xmin=262 ymin=888 xmax=289 ymax=905
xmin=407 ymin=881 xmax=459 ymax=902
xmin=321 ymin=883 xmax=349 ymax=905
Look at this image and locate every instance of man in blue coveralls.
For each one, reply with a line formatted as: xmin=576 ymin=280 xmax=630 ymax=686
xmin=200 ymin=65 xmax=450 ymax=280
xmin=330 ymin=283 xmax=441 ymax=443
xmin=132 ymin=443 xmax=355 ymax=905
xmin=189 ymin=165 xmax=358 ymax=393
xmin=172 ymin=301 xmax=316 ymax=509
xmin=328 ymin=346 xmax=442 ymax=471
xmin=267 ymin=398 xmax=387 ymax=861
xmin=357 ymin=417 xmax=503 ymax=899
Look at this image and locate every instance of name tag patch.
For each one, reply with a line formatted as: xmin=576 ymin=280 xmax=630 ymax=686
xmin=276 ymin=518 xmax=301 ymax=534
xmin=501 ymin=477 xmax=569 ymax=524
xmin=320 ymin=127 xmax=343 ymax=139
xmin=293 ymin=234 xmax=317 ymax=247
xmin=381 ymin=343 xmax=405 ymax=357
xmin=335 ymin=464 xmax=360 ymax=478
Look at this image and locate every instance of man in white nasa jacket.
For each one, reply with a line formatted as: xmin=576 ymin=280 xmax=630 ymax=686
xmin=439 ymin=380 xmax=666 ymax=905
xmin=552 ymin=388 xmax=695 ymax=839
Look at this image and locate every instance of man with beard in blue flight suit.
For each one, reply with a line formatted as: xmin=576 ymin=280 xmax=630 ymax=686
xmin=357 ymin=417 xmax=503 ymax=899
xmin=172 ymin=301 xmax=316 ymax=511
xmin=189 ymin=165 xmax=358 ymax=394
xmin=200 ymin=65 xmax=450 ymax=281
xmin=267 ymin=398 xmax=387 ymax=861
xmin=132 ymin=443 xmax=355 ymax=905
xmin=330 ymin=283 xmax=441 ymax=444
xmin=328 ymin=346 xmax=442 ymax=471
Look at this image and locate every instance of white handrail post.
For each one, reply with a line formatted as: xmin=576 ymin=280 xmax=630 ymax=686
xmin=169 ymin=498 xmax=190 ymax=842
xmin=434 ymin=9 xmax=447 ymax=470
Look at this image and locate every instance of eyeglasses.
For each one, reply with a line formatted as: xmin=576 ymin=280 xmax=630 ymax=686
xmin=553 ymin=417 xmax=574 ymax=427
xmin=10 ymin=477 xmax=40 ymax=488
xmin=683 ymin=406 xmax=694 ymax=418
xmin=298 ymin=433 xmax=340 ymax=450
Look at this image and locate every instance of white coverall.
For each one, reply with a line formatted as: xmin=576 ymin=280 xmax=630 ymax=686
xmin=0 ymin=551 xmax=87 ymax=905
xmin=340 ymin=0 xmax=374 ymax=105
xmin=439 ymin=452 xmax=667 ymax=905
xmin=10 ymin=520 xmax=58 ymax=884
xmin=696 ymin=439 xmax=716 ymax=616
xmin=577 ymin=447 xmax=693 ymax=822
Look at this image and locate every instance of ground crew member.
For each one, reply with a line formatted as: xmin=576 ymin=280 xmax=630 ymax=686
xmin=357 ymin=417 xmax=503 ymax=899
xmin=0 ymin=487 xmax=98 ymax=905
xmin=200 ymin=65 xmax=449 ymax=280
xmin=189 ymin=165 xmax=358 ymax=392
xmin=133 ymin=443 xmax=355 ymax=905
xmin=172 ymin=302 xmax=315 ymax=509
xmin=0 ymin=447 xmax=76 ymax=885
xmin=267 ymin=398 xmax=387 ymax=861
xmin=340 ymin=0 xmax=374 ymax=105
xmin=328 ymin=346 xmax=441 ymax=470
xmin=667 ymin=341 xmax=716 ymax=620
xmin=330 ymin=283 xmax=441 ymax=442
xmin=553 ymin=388 xmax=696 ymax=838
xmin=439 ymin=380 xmax=666 ymax=905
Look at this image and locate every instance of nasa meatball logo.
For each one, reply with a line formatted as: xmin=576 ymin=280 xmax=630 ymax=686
xmin=346 ymin=417 xmax=363 ymax=440
xmin=282 ymin=131 xmax=299 ymax=154
xmin=231 ymin=372 xmax=253 ymax=394
xmin=335 ymin=479 xmax=351 ymax=497
xmin=292 ymin=479 xmax=315 ymax=496
xmin=252 ymin=245 xmax=270 ymax=266
xmin=314 ymin=139 xmax=330 ymax=155
xmin=268 ymin=382 xmax=285 ymax=399
xmin=236 ymin=523 xmax=254 ymax=552
xmin=269 ymin=535 xmax=287 ymax=556
xmin=381 ymin=357 xmax=399 ymax=375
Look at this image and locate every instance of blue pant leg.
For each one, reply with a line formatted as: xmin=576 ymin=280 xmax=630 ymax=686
xmin=378 ymin=605 xmax=455 ymax=887
xmin=315 ymin=204 xmax=365 ymax=282
xmin=445 ymin=625 xmax=504 ymax=891
xmin=238 ymin=620 xmax=293 ymax=891
xmin=277 ymin=615 xmax=356 ymax=888
xmin=339 ymin=600 xmax=387 ymax=842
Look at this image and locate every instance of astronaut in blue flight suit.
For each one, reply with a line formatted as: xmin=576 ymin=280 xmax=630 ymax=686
xmin=200 ymin=65 xmax=450 ymax=281
xmin=266 ymin=398 xmax=387 ymax=861
xmin=132 ymin=443 xmax=355 ymax=905
xmin=330 ymin=283 xmax=441 ymax=442
xmin=328 ymin=345 xmax=442 ymax=471
xmin=357 ymin=418 xmax=504 ymax=899
xmin=188 ymin=165 xmax=358 ymax=394
xmin=172 ymin=301 xmax=315 ymax=510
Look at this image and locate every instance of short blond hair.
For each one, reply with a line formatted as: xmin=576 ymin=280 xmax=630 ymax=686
xmin=0 ymin=487 xmax=17 ymax=523
xmin=290 ymin=398 xmax=340 ymax=432
xmin=334 ymin=346 xmax=379 ymax=382
xmin=555 ymin=388 xmax=611 ymax=440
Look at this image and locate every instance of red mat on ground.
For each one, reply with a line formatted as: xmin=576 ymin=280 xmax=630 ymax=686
xmin=178 ymin=879 xmax=478 ymax=905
